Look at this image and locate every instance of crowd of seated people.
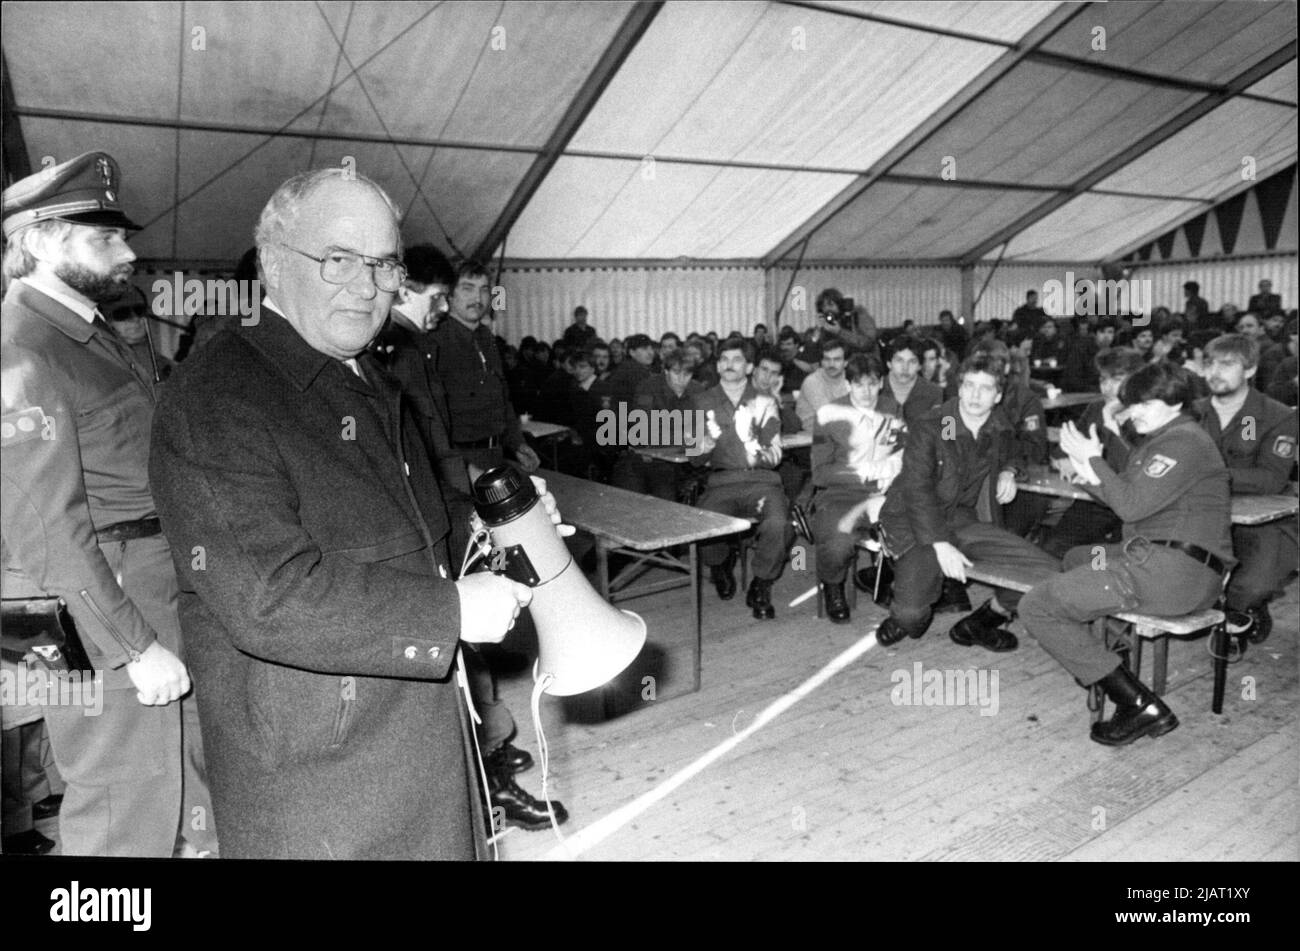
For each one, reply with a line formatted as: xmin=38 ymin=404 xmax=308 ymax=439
xmin=501 ymin=281 xmax=1294 ymax=650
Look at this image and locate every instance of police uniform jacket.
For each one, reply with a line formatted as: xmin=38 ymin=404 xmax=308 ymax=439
xmin=997 ymin=380 xmax=1049 ymax=468
xmin=878 ymin=398 xmax=1013 ymax=558
xmin=1194 ymin=389 xmax=1298 ymax=496
xmin=811 ymin=395 xmax=905 ymax=491
xmin=371 ymin=315 xmax=469 ymax=497
xmin=1083 ymin=414 xmax=1234 ymax=565
xmin=1 ymin=281 xmax=176 ymax=686
xmin=428 ymin=316 xmax=524 ymax=451
xmin=1195 ymin=388 xmax=1298 ymax=546
xmin=149 ymin=307 xmax=484 ymax=860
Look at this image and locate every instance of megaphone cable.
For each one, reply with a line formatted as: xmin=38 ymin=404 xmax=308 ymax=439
xmin=457 ymin=526 xmax=507 ymax=861
xmin=530 ymin=671 xmax=574 ymax=854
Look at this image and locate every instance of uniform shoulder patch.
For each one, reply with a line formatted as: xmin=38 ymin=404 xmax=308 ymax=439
xmin=0 ymin=407 xmax=49 ymax=447
xmin=1023 ymin=415 xmax=1040 ymax=432
xmin=1274 ymin=435 xmax=1296 ymax=459
xmin=1144 ymin=453 xmax=1178 ymax=478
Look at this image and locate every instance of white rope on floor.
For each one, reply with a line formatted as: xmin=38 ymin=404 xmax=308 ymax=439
xmin=544 ymin=626 xmax=881 ymax=860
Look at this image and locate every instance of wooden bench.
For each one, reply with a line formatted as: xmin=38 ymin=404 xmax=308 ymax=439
xmin=963 ymin=563 xmax=1232 ymax=715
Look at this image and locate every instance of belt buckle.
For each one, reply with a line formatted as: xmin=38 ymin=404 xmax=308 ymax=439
xmin=1122 ymin=535 xmax=1151 ymax=566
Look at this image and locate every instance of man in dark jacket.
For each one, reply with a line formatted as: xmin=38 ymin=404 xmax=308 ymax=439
xmin=370 ymin=245 xmax=566 ymax=832
xmin=149 ymin=169 xmax=545 ymax=860
xmin=1196 ymin=333 xmax=1298 ymax=643
xmin=876 ymin=354 xmax=1061 ymax=650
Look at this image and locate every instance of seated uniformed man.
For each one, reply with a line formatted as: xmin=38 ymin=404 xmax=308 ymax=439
xmin=1196 ymin=334 xmax=1298 ymax=643
xmin=1021 ymin=362 xmax=1233 ymax=745
xmin=611 ymin=348 xmax=704 ymax=501
xmin=875 ymin=354 xmax=1062 ymax=650
xmin=811 ymin=353 xmax=906 ymax=623
xmin=694 ymin=338 xmax=791 ymax=620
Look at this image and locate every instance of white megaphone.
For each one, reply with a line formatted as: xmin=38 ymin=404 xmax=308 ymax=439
xmin=471 ymin=466 xmax=646 ymax=696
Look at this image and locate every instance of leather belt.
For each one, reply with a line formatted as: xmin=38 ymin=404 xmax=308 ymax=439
xmin=1125 ymin=536 xmax=1226 ymax=577
xmin=453 ymin=435 xmax=502 ymax=449
xmin=96 ymin=517 xmax=162 ymax=543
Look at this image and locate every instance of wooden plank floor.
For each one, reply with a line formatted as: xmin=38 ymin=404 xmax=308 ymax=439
xmin=491 ymin=540 xmax=1299 ymax=862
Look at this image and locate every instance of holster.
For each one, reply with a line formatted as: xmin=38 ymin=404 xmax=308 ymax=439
xmin=1 ymin=597 xmax=95 ymax=672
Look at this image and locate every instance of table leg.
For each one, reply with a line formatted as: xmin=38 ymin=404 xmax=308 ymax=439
xmin=691 ymin=542 xmax=701 ymax=694
xmin=595 ymin=538 xmax=610 ymax=601
xmin=1211 ymin=621 xmax=1228 ymax=715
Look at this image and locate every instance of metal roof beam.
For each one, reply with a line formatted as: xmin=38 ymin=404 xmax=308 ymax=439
xmin=957 ymin=42 xmax=1298 ymax=265
xmin=470 ymin=1 xmax=664 ymax=263
xmin=760 ymin=1 xmax=1089 ymax=268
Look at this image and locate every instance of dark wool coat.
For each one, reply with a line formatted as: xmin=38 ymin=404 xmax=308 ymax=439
xmin=149 ymin=308 xmax=484 ymax=860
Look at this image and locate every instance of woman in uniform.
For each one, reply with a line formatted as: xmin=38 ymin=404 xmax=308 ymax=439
xmin=1018 ymin=362 xmax=1233 ymax=745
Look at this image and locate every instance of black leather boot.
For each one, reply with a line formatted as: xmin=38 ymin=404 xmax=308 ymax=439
xmin=950 ymin=600 xmax=1018 ymax=652
xmin=710 ymin=551 xmax=737 ymax=600
xmin=1090 ymin=664 xmax=1178 ymax=746
xmin=854 ymin=559 xmax=894 ymax=605
xmin=746 ymin=577 xmax=775 ymax=620
xmin=876 ymin=615 xmax=923 ymax=646
xmin=822 ymin=582 xmax=850 ymax=623
xmin=1247 ymin=602 xmax=1272 ymax=644
xmin=487 ymin=763 xmax=569 ymax=832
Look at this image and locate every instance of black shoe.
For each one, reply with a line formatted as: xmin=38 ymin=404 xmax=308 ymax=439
xmin=1090 ymin=665 xmax=1179 ymax=746
xmin=488 ymin=770 xmax=569 ymax=832
xmin=710 ymin=553 xmax=737 ymax=600
xmin=933 ymin=578 xmax=972 ymax=614
xmin=486 ymin=742 xmax=533 ymax=774
xmin=854 ymin=561 xmax=893 ymax=605
xmin=876 ymin=616 xmax=918 ymax=647
xmin=822 ymin=582 xmax=850 ymax=623
xmin=950 ymin=600 xmax=1018 ymax=652
xmin=1246 ymin=602 xmax=1272 ymax=644
xmin=3 ymin=829 xmax=55 ymax=855
xmin=32 ymin=794 xmax=63 ymax=822
xmin=746 ymin=578 xmax=775 ymax=620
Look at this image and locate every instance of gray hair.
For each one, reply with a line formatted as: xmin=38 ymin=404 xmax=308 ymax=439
xmin=2 ymin=219 xmax=72 ymax=282
xmin=253 ymin=167 xmax=402 ymax=252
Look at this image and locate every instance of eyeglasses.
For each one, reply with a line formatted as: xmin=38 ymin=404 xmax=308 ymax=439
xmin=280 ymin=244 xmax=406 ymax=293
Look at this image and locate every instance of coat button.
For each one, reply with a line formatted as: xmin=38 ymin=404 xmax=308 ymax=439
xmin=428 ymin=646 xmax=440 ymax=659
xmin=438 ymin=565 xmax=448 ymax=579
xmin=404 ymin=646 xmax=417 ymax=660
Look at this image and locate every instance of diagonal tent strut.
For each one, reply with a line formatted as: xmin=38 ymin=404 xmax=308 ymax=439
xmin=471 ymin=0 xmax=665 ymax=263
xmin=957 ymin=41 xmax=1298 ymax=265
xmin=759 ymin=1 xmax=1089 ymax=268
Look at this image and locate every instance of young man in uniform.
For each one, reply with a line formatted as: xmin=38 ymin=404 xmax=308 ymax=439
xmin=875 ymin=354 xmax=1061 ymax=649
xmin=1196 ymin=334 xmax=1298 ymax=643
xmin=1022 ymin=363 xmax=1233 ymax=745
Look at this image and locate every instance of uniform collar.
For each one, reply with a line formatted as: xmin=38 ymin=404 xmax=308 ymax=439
xmin=4 ymin=280 xmax=97 ymax=342
xmin=1145 ymin=411 xmax=1196 ymax=441
xmin=18 ymin=276 xmax=99 ymax=324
